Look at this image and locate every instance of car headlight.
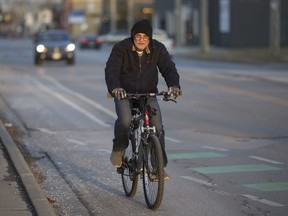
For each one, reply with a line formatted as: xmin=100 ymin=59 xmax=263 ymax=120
xmin=65 ymin=43 xmax=75 ymax=52
xmin=36 ymin=44 xmax=46 ymax=53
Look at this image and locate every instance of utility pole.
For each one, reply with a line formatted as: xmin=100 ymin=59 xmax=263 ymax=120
xmin=270 ymin=0 xmax=281 ymax=57
xmin=175 ymin=0 xmax=182 ymax=47
xmin=127 ymin=0 xmax=134 ymax=31
xmin=200 ymin=0 xmax=210 ymax=54
xmin=110 ymin=0 xmax=117 ymax=33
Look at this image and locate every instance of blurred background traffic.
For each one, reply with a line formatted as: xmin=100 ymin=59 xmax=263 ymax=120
xmin=0 ymin=0 xmax=287 ymax=57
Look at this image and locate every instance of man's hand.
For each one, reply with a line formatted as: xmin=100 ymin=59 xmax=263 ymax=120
xmin=112 ymin=88 xmax=127 ymax=100
xmin=168 ymin=86 xmax=182 ymax=99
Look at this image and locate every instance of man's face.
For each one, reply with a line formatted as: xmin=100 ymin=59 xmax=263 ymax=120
xmin=133 ymin=33 xmax=150 ymax=51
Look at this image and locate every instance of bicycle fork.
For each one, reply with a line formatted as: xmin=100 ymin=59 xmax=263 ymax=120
xmin=142 ymin=110 xmax=156 ymax=133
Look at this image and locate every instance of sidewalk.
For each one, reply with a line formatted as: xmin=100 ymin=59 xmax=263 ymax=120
xmin=0 ymin=96 xmax=56 ymax=216
xmin=173 ymin=46 xmax=288 ymax=65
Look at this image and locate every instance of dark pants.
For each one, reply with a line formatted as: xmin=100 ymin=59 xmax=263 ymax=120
xmin=113 ymin=97 xmax=168 ymax=166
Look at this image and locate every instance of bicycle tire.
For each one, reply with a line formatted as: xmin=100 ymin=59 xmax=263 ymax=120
xmin=121 ymin=135 xmax=138 ymax=197
xmin=142 ymin=134 xmax=164 ymax=210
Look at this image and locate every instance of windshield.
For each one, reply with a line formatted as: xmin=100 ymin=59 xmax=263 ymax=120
xmin=39 ymin=33 xmax=69 ymax=41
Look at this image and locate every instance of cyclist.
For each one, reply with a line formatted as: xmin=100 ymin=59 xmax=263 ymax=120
xmin=105 ymin=19 xmax=181 ymax=179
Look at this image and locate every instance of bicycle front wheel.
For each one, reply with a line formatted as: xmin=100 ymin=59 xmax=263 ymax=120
xmin=142 ymin=134 xmax=164 ymax=210
xmin=121 ymin=136 xmax=138 ymax=197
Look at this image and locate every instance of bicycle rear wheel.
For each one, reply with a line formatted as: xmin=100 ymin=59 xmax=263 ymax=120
xmin=142 ymin=134 xmax=164 ymax=210
xmin=121 ymin=137 xmax=138 ymax=197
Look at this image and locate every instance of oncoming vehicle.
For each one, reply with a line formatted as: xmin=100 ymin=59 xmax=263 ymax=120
xmin=78 ymin=34 xmax=103 ymax=49
xmin=101 ymin=30 xmax=130 ymax=44
xmin=34 ymin=29 xmax=76 ymax=65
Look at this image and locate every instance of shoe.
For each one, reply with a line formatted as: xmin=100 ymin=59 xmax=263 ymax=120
xmin=150 ymin=169 xmax=170 ymax=182
xmin=164 ymin=170 xmax=170 ymax=181
xmin=110 ymin=150 xmax=123 ymax=168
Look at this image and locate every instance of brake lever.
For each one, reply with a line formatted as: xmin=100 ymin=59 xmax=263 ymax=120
xmin=163 ymin=95 xmax=177 ymax=103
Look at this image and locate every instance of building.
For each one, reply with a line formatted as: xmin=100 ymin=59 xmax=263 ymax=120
xmin=207 ymin=0 xmax=288 ymax=47
xmin=0 ymin=0 xmax=65 ymax=37
xmin=100 ymin=0 xmax=154 ymax=34
xmin=67 ymin=0 xmax=153 ymax=38
xmin=66 ymin=0 xmax=103 ymax=38
xmin=154 ymin=0 xmax=288 ymax=48
xmin=153 ymin=0 xmax=193 ymax=45
xmin=2 ymin=0 xmax=287 ymax=48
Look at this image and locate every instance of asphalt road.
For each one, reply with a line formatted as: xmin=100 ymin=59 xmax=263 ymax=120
xmin=0 ymin=38 xmax=288 ymax=216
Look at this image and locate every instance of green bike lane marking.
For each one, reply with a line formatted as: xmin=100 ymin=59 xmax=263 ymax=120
xmin=167 ymin=152 xmax=225 ymax=160
xmin=189 ymin=164 xmax=288 ymax=193
xmin=168 ymin=152 xmax=287 ymax=193
xmin=189 ymin=164 xmax=282 ymax=174
xmin=244 ymin=182 xmax=288 ymax=192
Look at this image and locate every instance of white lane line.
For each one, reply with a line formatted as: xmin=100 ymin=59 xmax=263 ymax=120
xmin=165 ymin=137 xmax=182 ymax=143
xmin=29 ymin=78 xmax=110 ymax=127
xmin=241 ymin=194 xmax=285 ymax=207
xmin=181 ymin=176 xmax=216 ymax=187
xmin=43 ymin=77 xmax=186 ymax=141
xmin=202 ymin=146 xmax=229 ymax=152
xmin=67 ymin=138 xmax=87 ymax=146
xmin=48 ymin=77 xmax=184 ymax=144
xmin=249 ymin=156 xmax=283 ymax=165
xmin=45 ymin=76 xmax=117 ymax=118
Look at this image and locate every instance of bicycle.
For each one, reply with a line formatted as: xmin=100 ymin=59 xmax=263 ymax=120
xmin=116 ymin=91 xmax=176 ymax=210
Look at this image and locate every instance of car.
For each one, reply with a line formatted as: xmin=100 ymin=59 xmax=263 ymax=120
xmin=78 ymin=34 xmax=103 ymax=49
xmin=101 ymin=30 xmax=130 ymax=44
xmin=33 ymin=29 xmax=76 ymax=65
xmin=153 ymin=28 xmax=175 ymax=55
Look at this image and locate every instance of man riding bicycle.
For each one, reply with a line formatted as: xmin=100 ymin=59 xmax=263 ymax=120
xmin=105 ymin=19 xmax=182 ymax=179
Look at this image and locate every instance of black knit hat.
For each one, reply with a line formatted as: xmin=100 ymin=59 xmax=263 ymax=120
xmin=131 ymin=19 xmax=153 ymax=40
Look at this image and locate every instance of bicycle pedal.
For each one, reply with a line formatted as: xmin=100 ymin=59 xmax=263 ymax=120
xmin=117 ymin=166 xmax=124 ymax=174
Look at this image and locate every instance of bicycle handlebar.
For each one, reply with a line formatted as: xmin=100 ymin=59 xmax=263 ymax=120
xmin=126 ymin=91 xmax=177 ymax=103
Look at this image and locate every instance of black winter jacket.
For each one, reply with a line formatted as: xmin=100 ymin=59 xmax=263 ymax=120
xmin=105 ymin=38 xmax=180 ymax=94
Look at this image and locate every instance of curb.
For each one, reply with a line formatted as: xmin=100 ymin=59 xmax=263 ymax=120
xmin=0 ymin=99 xmax=56 ymax=216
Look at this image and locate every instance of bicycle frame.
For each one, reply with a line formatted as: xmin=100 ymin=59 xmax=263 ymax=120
xmin=129 ymin=96 xmax=156 ymax=173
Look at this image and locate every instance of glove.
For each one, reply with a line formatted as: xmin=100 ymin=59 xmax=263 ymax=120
xmin=112 ymin=88 xmax=127 ymax=100
xmin=168 ymin=86 xmax=182 ymax=99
